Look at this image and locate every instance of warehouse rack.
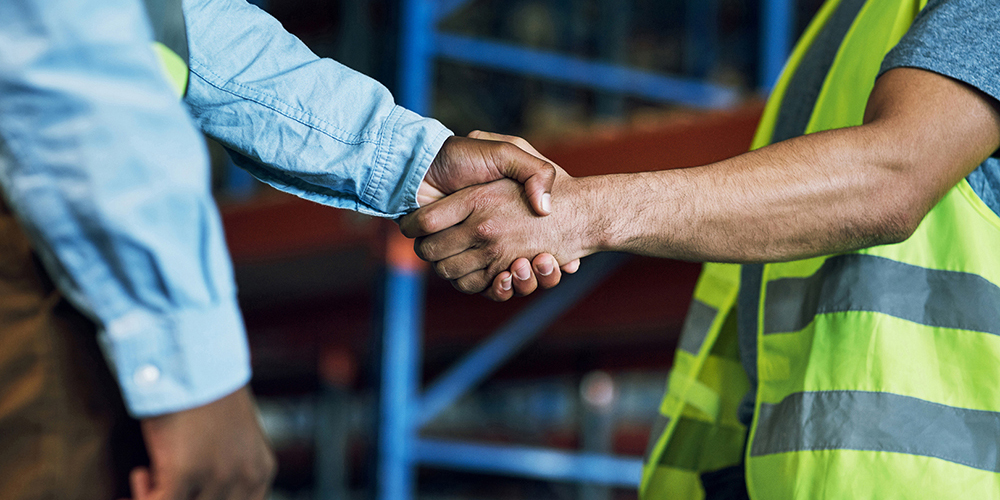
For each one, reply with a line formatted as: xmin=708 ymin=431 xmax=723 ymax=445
xmin=377 ymin=1 xmax=795 ymax=499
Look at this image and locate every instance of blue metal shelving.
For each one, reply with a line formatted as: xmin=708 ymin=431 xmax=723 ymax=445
xmin=379 ymin=1 xmax=795 ymax=498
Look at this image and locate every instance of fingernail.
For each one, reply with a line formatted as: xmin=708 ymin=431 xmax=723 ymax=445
xmin=541 ymin=193 xmax=552 ymax=214
xmin=537 ymin=258 xmax=554 ymax=276
xmin=514 ymin=266 xmax=530 ymax=281
xmin=501 ymin=276 xmax=512 ymax=290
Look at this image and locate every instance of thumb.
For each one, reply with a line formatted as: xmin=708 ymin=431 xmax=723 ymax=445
xmin=468 ymin=131 xmax=556 ymax=216
xmin=130 ymin=467 xmax=154 ymax=500
xmin=496 ymin=148 xmax=555 ymax=216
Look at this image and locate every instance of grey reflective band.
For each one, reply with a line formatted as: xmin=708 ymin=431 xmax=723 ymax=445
xmin=764 ymin=254 xmax=1000 ymax=335
xmin=678 ymin=300 xmax=718 ymax=354
xmin=643 ymin=415 xmax=670 ymax=462
xmin=143 ymin=0 xmax=189 ymax=63
xmin=771 ymin=0 xmax=867 ymax=143
xmin=752 ymin=391 xmax=1000 ymax=473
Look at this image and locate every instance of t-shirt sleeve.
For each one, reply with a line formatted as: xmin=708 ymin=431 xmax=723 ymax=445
xmin=881 ymin=0 xmax=1000 ymax=204
xmin=880 ymin=0 xmax=1000 ymax=106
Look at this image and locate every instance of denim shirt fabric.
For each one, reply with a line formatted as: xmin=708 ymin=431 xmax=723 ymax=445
xmin=0 ymin=0 xmax=451 ymax=416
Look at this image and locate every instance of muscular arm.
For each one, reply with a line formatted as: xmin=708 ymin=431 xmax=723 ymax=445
xmin=597 ymin=68 xmax=1000 ymax=261
xmin=402 ymin=68 xmax=1000 ymax=293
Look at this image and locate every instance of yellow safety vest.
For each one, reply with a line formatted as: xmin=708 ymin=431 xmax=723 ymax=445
xmin=145 ymin=0 xmax=190 ymax=96
xmin=642 ymin=0 xmax=1000 ymax=497
xmin=153 ymin=42 xmax=189 ymax=97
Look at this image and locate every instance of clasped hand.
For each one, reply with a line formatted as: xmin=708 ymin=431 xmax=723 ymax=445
xmin=403 ymin=131 xmax=587 ymax=301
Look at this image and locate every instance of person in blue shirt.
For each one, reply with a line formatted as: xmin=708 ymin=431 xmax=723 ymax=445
xmin=0 ymin=0 xmax=566 ymax=499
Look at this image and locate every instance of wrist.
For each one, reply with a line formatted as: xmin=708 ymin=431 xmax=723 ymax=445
xmin=553 ymin=174 xmax=608 ymax=260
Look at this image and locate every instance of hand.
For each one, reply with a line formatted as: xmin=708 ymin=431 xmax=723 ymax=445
xmin=400 ymin=171 xmax=593 ymax=298
xmin=125 ymin=386 xmax=276 ymax=500
xmin=419 ymin=130 xmax=581 ymax=301
xmin=418 ymin=131 xmax=557 ymax=215
xmin=487 ymin=253 xmax=582 ymax=302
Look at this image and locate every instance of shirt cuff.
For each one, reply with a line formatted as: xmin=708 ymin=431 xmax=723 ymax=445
xmin=98 ymin=299 xmax=252 ymax=417
xmin=363 ymin=106 xmax=453 ymax=218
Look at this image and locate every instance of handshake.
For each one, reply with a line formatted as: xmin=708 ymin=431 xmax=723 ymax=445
xmin=401 ymin=131 xmax=593 ymax=301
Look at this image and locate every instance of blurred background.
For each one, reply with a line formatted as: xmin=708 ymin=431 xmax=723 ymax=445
xmin=207 ymin=0 xmax=822 ymax=498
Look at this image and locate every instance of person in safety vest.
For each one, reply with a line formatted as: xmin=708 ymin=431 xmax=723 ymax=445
xmin=403 ymin=0 xmax=1000 ymax=498
xmin=0 ymin=0 xmax=574 ymax=499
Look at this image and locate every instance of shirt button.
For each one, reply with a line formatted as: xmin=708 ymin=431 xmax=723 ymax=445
xmin=134 ymin=365 xmax=161 ymax=386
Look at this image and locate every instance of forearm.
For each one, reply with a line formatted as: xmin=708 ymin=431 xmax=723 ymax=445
xmin=579 ymin=70 xmax=1000 ymax=263
xmin=405 ymin=69 xmax=1000 ymax=294
xmin=585 ymin=127 xmax=915 ymax=262
xmin=182 ymin=0 xmax=451 ymax=217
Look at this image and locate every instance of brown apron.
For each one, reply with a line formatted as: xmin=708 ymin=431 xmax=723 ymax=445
xmin=0 ymin=200 xmax=145 ymax=499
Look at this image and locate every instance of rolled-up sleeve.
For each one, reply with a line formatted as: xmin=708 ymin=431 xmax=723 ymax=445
xmin=0 ymin=0 xmax=250 ymax=416
xmin=182 ymin=0 xmax=453 ymax=218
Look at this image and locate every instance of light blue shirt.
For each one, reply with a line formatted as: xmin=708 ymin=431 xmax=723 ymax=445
xmin=0 ymin=0 xmax=451 ymax=416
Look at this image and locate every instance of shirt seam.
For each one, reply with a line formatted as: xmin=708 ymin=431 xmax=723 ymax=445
xmin=362 ymin=105 xmax=404 ymax=209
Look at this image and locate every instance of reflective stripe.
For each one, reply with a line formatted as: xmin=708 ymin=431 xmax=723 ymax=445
xmin=770 ymin=0 xmax=867 ymax=143
xmin=678 ymin=300 xmax=717 ymax=354
xmin=764 ymin=254 xmax=1000 ymax=335
xmin=643 ymin=415 xmax=670 ymax=463
xmin=751 ymin=391 xmax=1000 ymax=473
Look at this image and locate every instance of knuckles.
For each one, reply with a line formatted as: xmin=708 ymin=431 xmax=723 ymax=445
xmin=453 ymin=274 xmax=488 ymax=294
xmin=413 ymin=238 xmax=435 ymax=262
xmin=434 ymin=260 xmax=458 ymax=280
xmin=403 ymin=211 xmax=439 ymax=237
xmin=471 ymin=219 xmax=500 ymax=242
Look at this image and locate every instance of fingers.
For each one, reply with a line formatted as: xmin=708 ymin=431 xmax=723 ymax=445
xmin=130 ymin=467 xmax=154 ymax=500
xmin=446 ymin=256 xmax=533 ymax=295
xmin=468 ymin=131 xmax=556 ymax=217
xmin=481 ymin=254 xmax=569 ymax=300
xmin=135 ymin=387 xmax=277 ymax=500
xmin=413 ymin=217 xmax=487 ymax=263
xmin=504 ymin=255 xmax=557 ymax=297
xmin=531 ymin=253 xmax=563 ymax=290
xmin=467 ymin=130 xmax=550 ymax=162
xmin=509 ymin=258 xmax=539 ymax=296
xmin=561 ymin=258 xmax=581 ymax=274
xmin=128 ymin=466 xmax=196 ymax=500
xmin=399 ymin=191 xmax=476 ymax=238
xmin=483 ymin=271 xmax=515 ymax=302
xmin=450 ymin=270 xmax=492 ymax=295
xmin=431 ymin=247 xmax=496 ymax=280
xmin=512 ymin=156 xmax=555 ymax=217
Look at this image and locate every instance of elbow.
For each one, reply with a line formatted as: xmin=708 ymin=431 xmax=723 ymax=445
xmin=864 ymin=188 xmax=927 ymax=247
xmin=853 ymin=141 xmax=932 ymax=247
xmin=872 ymin=208 xmax=921 ymax=246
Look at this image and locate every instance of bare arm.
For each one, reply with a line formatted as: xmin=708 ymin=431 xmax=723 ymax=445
xmin=401 ymin=68 xmax=1000 ymax=294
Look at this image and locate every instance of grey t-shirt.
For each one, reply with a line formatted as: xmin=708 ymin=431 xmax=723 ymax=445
xmin=738 ymin=0 xmax=1000 ymax=426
